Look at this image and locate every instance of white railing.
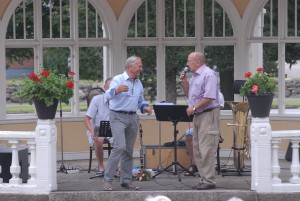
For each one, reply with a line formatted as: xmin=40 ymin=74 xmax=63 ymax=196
xmin=1 ymin=117 xmax=300 ymax=194
xmin=0 ymin=119 xmax=57 ymax=194
xmin=251 ymin=117 xmax=300 ymax=192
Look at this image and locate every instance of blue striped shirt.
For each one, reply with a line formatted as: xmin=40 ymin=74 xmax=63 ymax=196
xmin=105 ymin=71 xmax=149 ymax=113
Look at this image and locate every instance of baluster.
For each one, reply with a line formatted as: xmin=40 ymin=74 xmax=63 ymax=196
xmin=27 ymin=139 xmax=37 ymax=184
xmin=0 ymin=165 xmax=3 ymax=183
xmin=271 ymin=139 xmax=281 ymax=183
xmin=8 ymin=140 xmax=22 ymax=184
xmin=289 ymin=140 xmax=300 ymax=183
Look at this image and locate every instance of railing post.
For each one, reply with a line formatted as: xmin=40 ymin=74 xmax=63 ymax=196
xmin=251 ymin=117 xmax=272 ymax=192
xmin=8 ymin=140 xmax=22 ymax=184
xmin=271 ymin=139 xmax=281 ymax=184
xmin=0 ymin=165 xmax=2 ymax=183
xmin=27 ymin=139 xmax=37 ymax=185
xmin=35 ymin=119 xmax=57 ymax=192
xmin=289 ymin=140 xmax=300 ymax=184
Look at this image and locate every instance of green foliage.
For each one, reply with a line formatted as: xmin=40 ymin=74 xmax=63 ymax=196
xmin=79 ymin=47 xmax=103 ymax=81
xmin=13 ymin=70 xmax=75 ymax=107
xmin=165 ymin=46 xmax=194 ymax=103
xmin=127 ymin=46 xmax=157 ymax=102
xmin=240 ymin=67 xmax=276 ymax=96
xmin=43 ymin=47 xmax=70 ymax=75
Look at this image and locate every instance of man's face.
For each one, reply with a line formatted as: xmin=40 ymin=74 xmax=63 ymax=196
xmin=104 ymin=80 xmax=111 ymax=91
xmin=129 ymin=59 xmax=143 ymax=77
xmin=186 ymin=55 xmax=199 ymax=72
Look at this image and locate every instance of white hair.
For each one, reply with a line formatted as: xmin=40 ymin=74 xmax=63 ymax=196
xmin=125 ymin=55 xmax=141 ymax=69
xmin=144 ymin=195 xmax=171 ymax=201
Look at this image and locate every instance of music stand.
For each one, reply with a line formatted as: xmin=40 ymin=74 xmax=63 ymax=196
xmin=89 ymin=121 xmax=112 ymax=179
xmin=152 ymin=105 xmax=193 ymax=181
xmin=97 ymin=121 xmax=112 ymax=138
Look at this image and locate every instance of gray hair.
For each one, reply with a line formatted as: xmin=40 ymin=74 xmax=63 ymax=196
xmin=125 ymin=55 xmax=141 ymax=69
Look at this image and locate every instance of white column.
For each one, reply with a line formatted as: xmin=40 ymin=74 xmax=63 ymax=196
xmin=35 ymin=119 xmax=57 ymax=192
xmin=251 ymin=117 xmax=272 ymax=192
xmin=8 ymin=140 xmax=22 ymax=184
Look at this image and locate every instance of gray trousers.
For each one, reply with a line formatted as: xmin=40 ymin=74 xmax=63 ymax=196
xmin=104 ymin=111 xmax=139 ymax=184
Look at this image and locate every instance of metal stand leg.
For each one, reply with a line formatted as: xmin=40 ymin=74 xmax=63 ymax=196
xmin=152 ymin=120 xmax=194 ymax=181
xmin=222 ymin=147 xmax=251 ymax=177
xmin=57 ymin=101 xmax=68 ymax=174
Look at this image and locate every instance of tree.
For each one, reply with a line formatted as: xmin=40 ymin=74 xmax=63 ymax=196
xmin=127 ymin=46 xmax=157 ymax=102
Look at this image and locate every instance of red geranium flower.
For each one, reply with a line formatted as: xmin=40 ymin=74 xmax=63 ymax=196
xmin=34 ymin=78 xmax=41 ymax=82
xmin=251 ymin=85 xmax=258 ymax=93
xmin=256 ymin=67 xmax=264 ymax=72
xmin=68 ymin=71 xmax=75 ymax=76
xmin=29 ymin=73 xmax=38 ymax=80
xmin=66 ymin=81 xmax=74 ymax=88
xmin=41 ymin=71 xmax=50 ymax=77
xmin=244 ymin=72 xmax=252 ymax=78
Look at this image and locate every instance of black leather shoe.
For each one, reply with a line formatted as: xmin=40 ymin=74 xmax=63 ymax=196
xmin=192 ymin=183 xmax=215 ymax=190
xmin=184 ymin=164 xmax=198 ymax=176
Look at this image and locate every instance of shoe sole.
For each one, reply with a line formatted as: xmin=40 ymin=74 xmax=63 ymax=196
xmin=103 ymin=181 xmax=113 ymax=191
xmin=192 ymin=184 xmax=215 ymax=190
xmin=121 ymin=183 xmax=139 ymax=190
xmin=104 ymin=187 xmax=112 ymax=191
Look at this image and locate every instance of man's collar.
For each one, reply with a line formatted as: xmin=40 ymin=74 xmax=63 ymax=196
xmin=123 ymin=71 xmax=138 ymax=81
xmin=195 ymin=64 xmax=206 ymax=74
xmin=123 ymin=71 xmax=130 ymax=80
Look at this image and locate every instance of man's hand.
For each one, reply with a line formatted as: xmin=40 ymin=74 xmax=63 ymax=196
xmin=186 ymin=107 xmax=194 ymax=116
xmin=116 ymin=84 xmax=129 ymax=94
xmin=143 ymin=106 xmax=152 ymax=115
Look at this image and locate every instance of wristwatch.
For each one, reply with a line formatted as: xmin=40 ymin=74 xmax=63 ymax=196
xmin=192 ymin=106 xmax=196 ymax=112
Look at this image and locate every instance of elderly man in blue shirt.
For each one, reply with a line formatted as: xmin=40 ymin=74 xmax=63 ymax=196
xmin=103 ymin=55 xmax=152 ymax=191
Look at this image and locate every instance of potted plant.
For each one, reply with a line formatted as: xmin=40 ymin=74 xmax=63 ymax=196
xmin=14 ymin=70 xmax=75 ymax=119
xmin=239 ymin=67 xmax=276 ymax=117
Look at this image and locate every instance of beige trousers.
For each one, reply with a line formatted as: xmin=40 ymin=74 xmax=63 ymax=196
xmin=192 ymin=108 xmax=220 ymax=185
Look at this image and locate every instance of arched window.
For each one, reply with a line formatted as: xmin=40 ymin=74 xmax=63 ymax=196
xmin=125 ymin=0 xmax=235 ymax=106
xmin=5 ymin=0 xmax=110 ymax=117
xmin=249 ymin=0 xmax=300 ymax=115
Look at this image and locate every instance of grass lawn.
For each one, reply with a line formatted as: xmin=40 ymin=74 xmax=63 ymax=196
xmin=6 ymin=103 xmax=88 ymax=114
xmin=5 ymin=98 xmax=300 ymax=114
xmin=272 ymin=98 xmax=300 ymax=108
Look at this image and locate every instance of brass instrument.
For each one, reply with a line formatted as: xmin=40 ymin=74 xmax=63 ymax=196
xmin=226 ymin=101 xmax=250 ymax=170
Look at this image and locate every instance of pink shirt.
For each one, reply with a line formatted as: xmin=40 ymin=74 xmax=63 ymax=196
xmin=188 ymin=65 xmax=220 ymax=112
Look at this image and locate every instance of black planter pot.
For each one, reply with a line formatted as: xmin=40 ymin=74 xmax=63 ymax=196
xmin=246 ymin=93 xmax=274 ymax=118
xmin=33 ymin=99 xmax=59 ymax=119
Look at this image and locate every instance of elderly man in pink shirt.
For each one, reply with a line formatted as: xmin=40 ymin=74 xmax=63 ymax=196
xmin=180 ymin=51 xmax=220 ymax=190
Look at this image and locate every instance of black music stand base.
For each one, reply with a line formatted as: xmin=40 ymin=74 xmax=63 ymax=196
xmin=89 ymin=175 xmax=103 ymax=179
xmin=57 ymin=163 xmax=68 ymax=174
xmin=222 ymin=147 xmax=251 ymax=177
xmin=152 ymin=120 xmax=194 ymax=181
